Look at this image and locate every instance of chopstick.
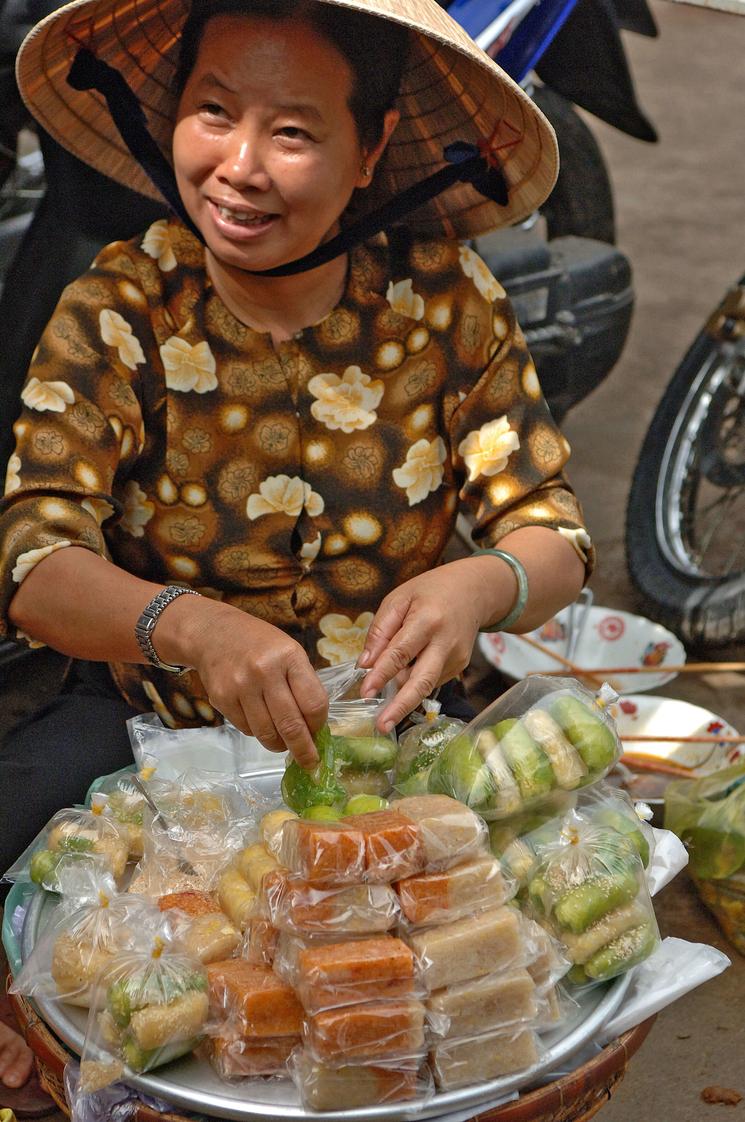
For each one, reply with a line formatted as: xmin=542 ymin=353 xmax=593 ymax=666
xmin=620 ymin=734 xmax=745 ymax=745
xmin=515 ymin=634 xmax=606 ymax=687
xmin=619 ymin=754 xmax=700 ymax=778
xmin=571 ymin=661 xmax=745 ymax=676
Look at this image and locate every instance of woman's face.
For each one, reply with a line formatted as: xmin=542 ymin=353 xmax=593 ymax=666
xmin=172 ymin=14 xmax=396 ymax=273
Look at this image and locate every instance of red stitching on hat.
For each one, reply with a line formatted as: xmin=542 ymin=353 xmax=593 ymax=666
xmin=477 ymin=119 xmax=522 ymax=168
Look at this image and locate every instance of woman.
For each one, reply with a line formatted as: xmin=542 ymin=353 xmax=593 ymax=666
xmin=0 ymin=0 xmax=591 ymax=871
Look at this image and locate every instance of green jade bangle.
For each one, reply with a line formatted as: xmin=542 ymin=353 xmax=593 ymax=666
xmin=472 ymin=548 xmax=529 ymax=633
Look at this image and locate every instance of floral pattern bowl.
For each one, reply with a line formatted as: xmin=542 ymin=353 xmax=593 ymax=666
xmin=478 ymin=605 xmax=686 ymax=694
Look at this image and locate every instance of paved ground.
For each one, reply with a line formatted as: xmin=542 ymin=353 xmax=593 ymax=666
xmin=3 ymin=1 xmax=745 ymax=1117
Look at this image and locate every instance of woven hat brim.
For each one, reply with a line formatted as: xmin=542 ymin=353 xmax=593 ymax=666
xmin=17 ymin=0 xmax=559 ymax=240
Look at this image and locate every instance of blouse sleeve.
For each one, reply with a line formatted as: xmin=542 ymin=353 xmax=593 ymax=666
xmin=0 ymin=240 xmax=155 ymax=643
xmin=447 ymin=277 xmax=594 ymax=577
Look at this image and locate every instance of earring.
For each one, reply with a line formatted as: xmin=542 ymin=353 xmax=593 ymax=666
xmin=361 ymin=163 xmax=371 ymax=178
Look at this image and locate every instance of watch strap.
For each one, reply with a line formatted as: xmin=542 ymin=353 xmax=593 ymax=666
xmin=134 ymin=585 xmax=200 ymax=674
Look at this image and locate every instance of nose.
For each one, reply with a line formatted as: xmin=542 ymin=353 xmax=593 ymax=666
xmin=216 ymin=133 xmax=272 ymax=193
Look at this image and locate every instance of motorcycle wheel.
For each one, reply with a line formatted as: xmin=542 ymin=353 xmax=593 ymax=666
xmin=626 ymin=322 xmax=745 ymax=648
xmin=532 ymin=86 xmax=616 ymax=244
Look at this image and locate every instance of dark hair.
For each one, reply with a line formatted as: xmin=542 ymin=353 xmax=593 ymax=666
xmin=175 ymin=0 xmax=410 ymax=149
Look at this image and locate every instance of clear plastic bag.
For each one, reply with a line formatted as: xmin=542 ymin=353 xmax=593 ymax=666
xmin=280 ymin=713 xmax=396 ymax=817
xmin=205 ymin=959 xmax=304 ymax=1040
xmin=427 ymin=966 xmax=548 ymax=1041
xmin=4 ymin=802 xmax=129 ymax=890
xmin=403 ymin=905 xmax=534 ymax=992
xmin=665 ymin=762 xmax=745 ymax=881
xmin=430 ymin=1025 xmax=541 ymax=1090
xmin=277 ymin=810 xmax=426 ymax=886
xmin=76 ymin=940 xmax=209 ymax=1094
xmin=288 ymin=1050 xmax=434 ymax=1111
xmin=127 ymin=712 xmax=269 ymax=779
xmin=393 ymin=700 xmax=466 ymax=796
xmin=427 ymin=676 xmax=621 ymax=821
xmin=390 ymin=795 xmax=489 ymax=872
xmin=263 ymin=873 xmax=400 ymax=935
xmin=156 ymin=892 xmax=241 ymax=965
xmin=303 ymin=997 xmax=427 ymax=1065
xmin=290 ymin=934 xmax=422 ymax=1015
xmin=206 ymin=1033 xmax=299 ymax=1080
xmin=664 ymin=763 xmax=745 ymax=951
xmin=395 ymin=854 xmax=515 ymax=927
xmin=214 ymin=838 xmax=287 ymax=932
xmin=521 ymin=806 xmax=660 ymax=986
xmin=127 ymin=772 xmax=268 ymax=898
xmin=11 ymin=868 xmax=160 ymax=1007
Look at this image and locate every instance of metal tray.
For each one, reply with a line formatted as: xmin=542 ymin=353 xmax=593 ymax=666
xmin=20 ymin=769 xmax=632 ymax=1122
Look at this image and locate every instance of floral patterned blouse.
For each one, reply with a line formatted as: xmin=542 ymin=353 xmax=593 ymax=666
xmin=0 ymin=218 xmax=593 ymax=728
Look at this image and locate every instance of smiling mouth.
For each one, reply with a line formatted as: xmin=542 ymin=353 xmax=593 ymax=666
xmin=213 ymin=202 xmax=276 ymax=228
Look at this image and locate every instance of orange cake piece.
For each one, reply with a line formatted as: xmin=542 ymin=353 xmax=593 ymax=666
xmin=431 ymin=1027 xmax=539 ymax=1089
xmin=278 ymin=818 xmax=365 ymax=885
xmin=207 ymin=959 xmax=304 ymax=1037
xmin=158 ymin=891 xmax=221 ymax=916
xmin=209 ymin=1033 xmax=300 ymax=1078
xmin=266 ymin=876 xmax=399 ymax=935
xmin=395 ymin=855 xmax=509 ymax=926
xmin=306 ymin=998 xmax=426 ymax=1064
xmin=393 ymin=795 xmax=488 ymax=871
xmin=291 ymin=1052 xmax=428 ymax=1111
xmin=297 ymin=936 xmax=416 ymax=1013
xmin=405 ymin=906 xmax=523 ymax=991
xmin=340 ymin=810 xmax=424 ymax=882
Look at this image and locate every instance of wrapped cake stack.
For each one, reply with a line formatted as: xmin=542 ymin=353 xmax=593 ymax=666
xmin=270 ymin=811 xmax=433 ymax=1110
xmin=391 ymin=796 xmax=551 ymax=1090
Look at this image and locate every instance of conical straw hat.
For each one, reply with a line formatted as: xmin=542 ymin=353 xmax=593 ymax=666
xmin=17 ymin=0 xmax=559 ymax=239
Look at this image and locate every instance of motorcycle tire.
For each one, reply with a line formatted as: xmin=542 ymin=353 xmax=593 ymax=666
xmin=532 ymin=86 xmax=616 ymax=245
xmin=626 ymin=325 xmax=745 ymax=649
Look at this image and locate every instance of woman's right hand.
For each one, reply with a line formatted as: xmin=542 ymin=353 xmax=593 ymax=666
xmin=165 ymin=599 xmax=327 ymax=769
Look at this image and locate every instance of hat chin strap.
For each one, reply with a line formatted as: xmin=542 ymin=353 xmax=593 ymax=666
xmin=68 ymin=47 xmax=510 ymax=277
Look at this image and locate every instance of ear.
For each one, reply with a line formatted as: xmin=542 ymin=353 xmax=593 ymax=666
xmin=356 ymin=108 xmax=401 ymax=189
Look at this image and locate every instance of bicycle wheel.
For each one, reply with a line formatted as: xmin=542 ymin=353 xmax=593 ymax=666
xmin=626 ymin=285 xmax=745 ymax=648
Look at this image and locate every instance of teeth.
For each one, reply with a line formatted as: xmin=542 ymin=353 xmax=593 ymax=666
xmin=217 ymin=205 xmax=271 ymax=226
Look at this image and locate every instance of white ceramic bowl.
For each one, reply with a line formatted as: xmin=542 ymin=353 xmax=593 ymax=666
xmin=477 ymin=605 xmax=686 ymax=694
xmin=610 ymin=693 xmax=741 ymax=805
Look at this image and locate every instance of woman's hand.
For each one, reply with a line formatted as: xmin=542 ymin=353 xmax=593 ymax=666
xmin=181 ymin=601 xmax=328 ymax=769
xmin=358 ymin=528 xmax=586 ymax=731
xmin=358 ymin=556 xmax=509 ymax=731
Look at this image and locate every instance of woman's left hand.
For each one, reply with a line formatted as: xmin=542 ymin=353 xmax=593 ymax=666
xmin=357 ymin=557 xmax=506 ymax=730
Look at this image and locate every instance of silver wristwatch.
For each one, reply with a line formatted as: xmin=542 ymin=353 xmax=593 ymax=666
xmin=134 ymin=585 xmax=200 ymax=673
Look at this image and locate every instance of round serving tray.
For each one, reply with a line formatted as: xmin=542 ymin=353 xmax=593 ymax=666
xmin=20 ymin=768 xmax=632 ymax=1122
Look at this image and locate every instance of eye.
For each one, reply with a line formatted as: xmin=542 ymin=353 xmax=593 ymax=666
xmin=276 ymin=126 xmax=312 ymax=143
xmin=199 ymin=101 xmax=228 ymax=119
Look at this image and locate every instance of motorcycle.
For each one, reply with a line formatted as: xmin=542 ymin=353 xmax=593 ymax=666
xmin=626 ymin=276 xmax=745 ymax=649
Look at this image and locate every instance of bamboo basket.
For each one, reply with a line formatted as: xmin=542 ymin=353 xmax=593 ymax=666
xmin=6 ymin=986 xmax=654 ymax=1122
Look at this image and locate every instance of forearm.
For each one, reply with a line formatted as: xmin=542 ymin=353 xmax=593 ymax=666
xmin=475 ymin=526 xmax=586 ymax=633
xmin=7 ymin=546 xmax=212 ymax=665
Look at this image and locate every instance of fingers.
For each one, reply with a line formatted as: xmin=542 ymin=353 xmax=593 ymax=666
xmin=242 ymin=671 xmax=324 ymax=770
xmin=0 ymin=1024 xmax=33 ymax=1088
xmin=360 ymin=611 xmax=432 ymax=699
xmin=376 ymin=648 xmax=444 ymax=732
xmin=357 ymin=596 xmax=410 ymax=669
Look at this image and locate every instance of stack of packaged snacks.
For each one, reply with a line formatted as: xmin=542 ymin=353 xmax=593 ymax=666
xmin=517 ymin=799 xmax=660 ymax=986
xmin=665 ymin=762 xmax=745 ymax=954
xmin=269 ymin=807 xmax=438 ymax=1110
xmin=205 ymin=959 xmax=305 ymax=1079
xmin=390 ymin=796 xmax=547 ymax=1090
